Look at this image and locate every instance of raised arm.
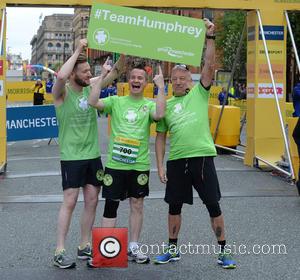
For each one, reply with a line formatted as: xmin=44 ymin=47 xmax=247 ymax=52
xmin=152 ymin=65 xmax=166 ymax=121
xmin=52 ymin=39 xmax=87 ymax=105
xmin=200 ymin=18 xmax=215 ymax=88
xmin=155 ymin=131 xmax=168 ymax=184
xmin=88 ymin=58 xmax=112 ymax=111
xmin=90 ymin=54 xmax=126 ymax=89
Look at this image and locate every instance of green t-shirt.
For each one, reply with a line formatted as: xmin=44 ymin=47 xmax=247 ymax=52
xmin=102 ymin=95 xmax=155 ymax=171
xmin=55 ymin=85 xmax=100 ymax=161
xmin=156 ymin=83 xmax=216 ymax=160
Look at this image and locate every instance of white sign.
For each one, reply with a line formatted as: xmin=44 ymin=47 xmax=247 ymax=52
xmin=258 ymin=83 xmax=283 ymax=99
xmin=0 ymin=80 xmax=3 ymax=97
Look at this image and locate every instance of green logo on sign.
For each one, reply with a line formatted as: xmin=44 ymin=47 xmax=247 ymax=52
xmin=103 ymin=174 xmax=113 ymax=186
xmin=96 ymin=169 xmax=104 ymax=181
xmin=137 ymin=174 xmax=148 ymax=186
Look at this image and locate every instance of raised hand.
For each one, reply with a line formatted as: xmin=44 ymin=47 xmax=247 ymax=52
xmin=203 ymin=18 xmax=215 ymax=36
xmin=153 ymin=65 xmax=164 ymax=89
xmin=78 ymin=39 xmax=88 ymax=52
xmin=101 ymin=57 xmax=113 ymax=78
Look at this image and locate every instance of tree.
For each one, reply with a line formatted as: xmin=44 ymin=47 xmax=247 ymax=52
xmin=286 ymin=12 xmax=300 ymax=96
xmin=215 ymin=11 xmax=247 ymax=81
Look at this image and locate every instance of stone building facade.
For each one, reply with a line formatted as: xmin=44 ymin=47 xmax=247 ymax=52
xmin=30 ymin=14 xmax=74 ymax=70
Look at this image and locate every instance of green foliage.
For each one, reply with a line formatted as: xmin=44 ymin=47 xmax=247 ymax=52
xmin=287 ymin=12 xmax=300 ymax=61
xmin=216 ymin=11 xmax=247 ymax=80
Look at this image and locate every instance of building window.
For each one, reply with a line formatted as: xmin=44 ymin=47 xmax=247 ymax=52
xmin=64 ymin=22 xmax=71 ymax=27
xmin=56 ymin=21 xmax=62 ymax=28
xmin=48 ymin=42 xmax=53 ymax=49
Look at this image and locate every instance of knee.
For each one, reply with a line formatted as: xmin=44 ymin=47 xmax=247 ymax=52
xmin=169 ymin=204 xmax=183 ymax=215
xmin=205 ymin=203 xmax=222 ymax=218
xmin=103 ymin=199 xmax=119 ymax=218
xmin=63 ymin=196 xmax=77 ymax=211
xmin=84 ymin=194 xmax=99 ymax=208
xmin=130 ymin=198 xmax=144 ymax=213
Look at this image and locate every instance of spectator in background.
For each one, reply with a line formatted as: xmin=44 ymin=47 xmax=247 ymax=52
xmin=46 ymin=78 xmax=54 ymax=94
xmin=218 ymin=87 xmax=235 ymax=105
xmin=106 ymin=82 xmax=117 ymax=97
xmin=33 ymin=79 xmax=45 ymax=105
xmin=234 ymin=82 xmax=241 ymax=99
xmin=293 ymin=82 xmax=300 ymax=117
xmin=239 ymin=84 xmax=247 ymax=100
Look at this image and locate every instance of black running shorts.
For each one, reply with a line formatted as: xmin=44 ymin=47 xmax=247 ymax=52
xmin=165 ymin=156 xmax=221 ymax=205
xmin=102 ymin=167 xmax=150 ymax=200
xmin=60 ymin=157 xmax=104 ymax=190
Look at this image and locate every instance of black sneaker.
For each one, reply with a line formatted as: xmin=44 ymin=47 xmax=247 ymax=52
xmin=53 ymin=250 xmax=76 ymax=269
xmin=77 ymin=243 xmax=92 ymax=260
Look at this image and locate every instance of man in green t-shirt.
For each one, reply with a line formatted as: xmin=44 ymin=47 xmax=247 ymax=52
xmin=52 ymin=39 xmax=125 ymax=269
xmin=88 ymin=62 xmax=166 ymax=265
xmin=154 ymin=19 xmax=236 ymax=269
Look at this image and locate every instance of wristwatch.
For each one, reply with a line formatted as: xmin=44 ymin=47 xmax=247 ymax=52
xmin=206 ymin=35 xmax=216 ymax=40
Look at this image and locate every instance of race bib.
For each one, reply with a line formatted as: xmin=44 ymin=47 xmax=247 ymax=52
xmin=112 ymin=136 xmax=140 ymax=164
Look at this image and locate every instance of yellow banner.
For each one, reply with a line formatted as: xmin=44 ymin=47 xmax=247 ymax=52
xmin=3 ymin=0 xmax=300 ymax=10
xmin=0 ymin=8 xmax=6 ymax=171
xmin=6 ymin=81 xmax=53 ymax=103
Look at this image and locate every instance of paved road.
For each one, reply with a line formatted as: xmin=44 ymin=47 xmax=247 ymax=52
xmin=0 ymin=118 xmax=299 ymax=280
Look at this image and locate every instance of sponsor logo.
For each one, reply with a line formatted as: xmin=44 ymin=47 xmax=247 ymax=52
xmin=96 ymin=169 xmax=104 ymax=181
xmin=137 ymin=173 xmax=149 ymax=186
xmin=103 ymin=174 xmax=113 ymax=186
xmin=124 ymin=108 xmax=138 ymax=123
xmin=258 ymin=26 xmax=284 ymax=41
xmin=94 ymin=28 xmax=110 ymax=45
xmin=157 ymin=47 xmax=194 ymax=58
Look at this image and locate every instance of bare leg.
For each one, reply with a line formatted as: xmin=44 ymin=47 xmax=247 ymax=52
xmin=210 ymin=214 xmax=225 ymax=241
xmin=56 ymin=188 xmax=80 ymax=250
xmin=168 ymin=214 xmax=181 ymax=239
xmin=79 ymin=184 xmax=100 ymax=247
xmin=129 ymin=197 xmax=144 ymax=242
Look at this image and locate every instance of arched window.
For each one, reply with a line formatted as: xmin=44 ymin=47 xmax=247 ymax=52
xmin=56 ymin=43 xmax=61 ymax=48
xmin=48 ymin=42 xmax=53 ymax=48
xmin=64 ymin=43 xmax=69 ymax=49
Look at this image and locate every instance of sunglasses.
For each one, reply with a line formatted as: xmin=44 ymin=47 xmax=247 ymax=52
xmin=174 ymin=64 xmax=189 ymax=71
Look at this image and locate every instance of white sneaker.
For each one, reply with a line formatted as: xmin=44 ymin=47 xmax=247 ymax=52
xmin=128 ymin=246 xmax=150 ymax=264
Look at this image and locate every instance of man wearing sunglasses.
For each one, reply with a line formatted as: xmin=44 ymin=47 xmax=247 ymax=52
xmin=154 ymin=18 xmax=236 ymax=269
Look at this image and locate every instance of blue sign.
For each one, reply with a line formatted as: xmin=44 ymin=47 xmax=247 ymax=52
xmin=259 ymin=26 xmax=284 ymax=41
xmin=6 ymin=105 xmax=58 ymax=141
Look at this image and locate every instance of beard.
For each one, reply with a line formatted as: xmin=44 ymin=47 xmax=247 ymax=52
xmin=74 ymin=75 xmax=89 ymax=87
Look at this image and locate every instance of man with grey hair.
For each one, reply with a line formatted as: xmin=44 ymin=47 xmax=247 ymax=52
xmin=154 ymin=19 xmax=236 ymax=269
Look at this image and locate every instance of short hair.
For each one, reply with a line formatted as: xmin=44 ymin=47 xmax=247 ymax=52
xmin=129 ymin=62 xmax=147 ymax=79
xmin=74 ymin=53 xmax=88 ymax=70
